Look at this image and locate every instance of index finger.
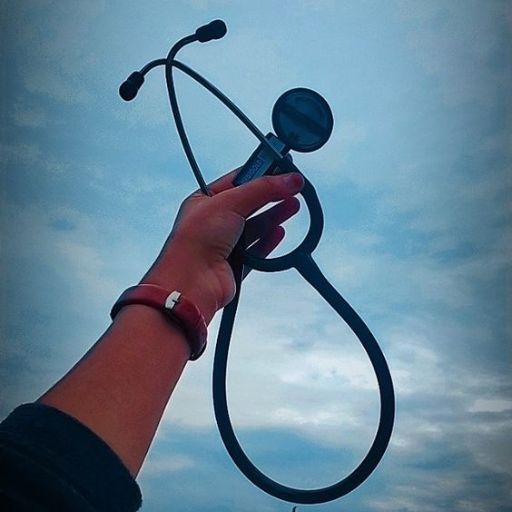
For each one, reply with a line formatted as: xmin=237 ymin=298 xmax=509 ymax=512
xmin=206 ymin=168 xmax=240 ymax=195
xmin=221 ymin=172 xmax=304 ymax=218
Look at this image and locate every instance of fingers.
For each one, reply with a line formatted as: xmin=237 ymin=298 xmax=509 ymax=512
xmin=206 ymin=168 xmax=240 ymax=195
xmin=242 ymin=225 xmax=285 ymax=280
xmin=221 ymin=172 xmax=305 ymax=218
xmin=244 ymin=196 xmax=300 ymax=246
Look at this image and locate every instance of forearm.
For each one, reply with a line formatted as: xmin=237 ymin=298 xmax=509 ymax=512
xmin=39 ymin=304 xmax=190 ymax=477
xmin=35 ymin=170 xmax=303 ymax=481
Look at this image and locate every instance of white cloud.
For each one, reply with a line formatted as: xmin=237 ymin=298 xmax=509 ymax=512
xmin=23 ymin=69 xmax=94 ymax=105
xmin=12 ymin=103 xmax=47 ymax=128
xmin=0 ymin=197 xmax=161 ymax=411
xmin=3 ymin=2 xmax=107 ymax=105
xmin=0 ymin=141 xmax=42 ymax=167
xmin=1 ymin=202 xmax=120 ymax=307
xmin=469 ymin=398 xmax=512 ymax=414
xmin=400 ymin=1 xmax=510 ymax=106
xmin=301 ymin=121 xmax=368 ymax=183
xmin=142 ymin=453 xmax=195 ymax=475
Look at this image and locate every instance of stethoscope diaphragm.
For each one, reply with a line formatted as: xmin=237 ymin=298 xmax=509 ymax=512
xmin=272 ymin=88 xmax=334 ymax=152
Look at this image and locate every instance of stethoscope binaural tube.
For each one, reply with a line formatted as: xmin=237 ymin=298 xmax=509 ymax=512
xmin=119 ymin=19 xmax=395 ymax=505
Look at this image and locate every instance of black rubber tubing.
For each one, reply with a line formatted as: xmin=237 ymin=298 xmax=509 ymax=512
xmin=213 ymin=177 xmax=395 ymax=504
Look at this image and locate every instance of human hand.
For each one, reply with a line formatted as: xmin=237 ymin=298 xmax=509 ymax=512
xmin=141 ymin=169 xmax=304 ymax=324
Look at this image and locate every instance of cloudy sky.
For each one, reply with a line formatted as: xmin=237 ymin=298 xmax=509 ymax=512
xmin=1 ymin=1 xmax=511 ymax=511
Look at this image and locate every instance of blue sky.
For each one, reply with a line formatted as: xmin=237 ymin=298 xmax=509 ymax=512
xmin=1 ymin=1 xmax=511 ymax=511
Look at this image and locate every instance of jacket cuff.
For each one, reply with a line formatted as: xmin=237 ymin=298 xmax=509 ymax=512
xmin=0 ymin=403 xmax=142 ymax=511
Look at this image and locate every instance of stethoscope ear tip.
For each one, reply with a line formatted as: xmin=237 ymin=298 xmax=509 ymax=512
xmin=195 ymin=19 xmax=227 ymax=42
xmin=119 ymin=71 xmax=145 ymax=101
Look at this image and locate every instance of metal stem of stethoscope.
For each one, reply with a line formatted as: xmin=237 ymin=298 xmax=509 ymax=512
xmin=119 ymin=20 xmax=395 ymax=505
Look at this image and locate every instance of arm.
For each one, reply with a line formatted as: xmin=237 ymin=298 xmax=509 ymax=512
xmin=38 ymin=169 xmax=304 ymax=477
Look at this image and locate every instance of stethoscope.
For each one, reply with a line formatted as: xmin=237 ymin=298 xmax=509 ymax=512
xmin=120 ymin=19 xmax=395 ymax=506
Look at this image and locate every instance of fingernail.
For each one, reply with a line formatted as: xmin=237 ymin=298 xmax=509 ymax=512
xmin=281 ymin=172 xmax=304 ymax=190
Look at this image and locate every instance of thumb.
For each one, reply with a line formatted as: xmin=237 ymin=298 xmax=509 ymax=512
xmin=221 ymin=172 xmax=304 ymax=218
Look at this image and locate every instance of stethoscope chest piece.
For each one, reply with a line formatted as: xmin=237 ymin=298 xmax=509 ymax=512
xmin=272 ymin=88 xmax=334 ymax=152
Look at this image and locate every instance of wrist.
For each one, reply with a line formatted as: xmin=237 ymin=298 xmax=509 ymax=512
xmin=141 ymin=245 xmax=219 ymax=324
xmin=110 ymin=304 xmax=191 ymax=362
xmin=111 ymin=286 xmax=207 ymax=360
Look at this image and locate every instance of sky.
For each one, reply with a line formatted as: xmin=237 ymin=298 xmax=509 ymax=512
xmin=1 ymin=0 xmax=511 ymax=511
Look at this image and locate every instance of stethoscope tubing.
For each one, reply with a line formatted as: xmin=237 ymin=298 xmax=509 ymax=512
xmin=213 ymin=183 xmax=395 ymax=504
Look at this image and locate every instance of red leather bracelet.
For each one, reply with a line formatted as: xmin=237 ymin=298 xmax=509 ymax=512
xmin=110 ymin=284 xmax=207 ymax=360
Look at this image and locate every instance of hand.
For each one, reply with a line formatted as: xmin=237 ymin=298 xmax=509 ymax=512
xmin=141 ymin=169 xmax=304 ymax=324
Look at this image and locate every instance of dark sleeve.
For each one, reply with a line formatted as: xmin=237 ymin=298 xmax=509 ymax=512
xmin=0 ymin=403 xmax=142 ymax=511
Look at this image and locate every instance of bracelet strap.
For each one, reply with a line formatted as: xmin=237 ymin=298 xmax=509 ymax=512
xmin=110 ymin=284 xmax=207 ymax=360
